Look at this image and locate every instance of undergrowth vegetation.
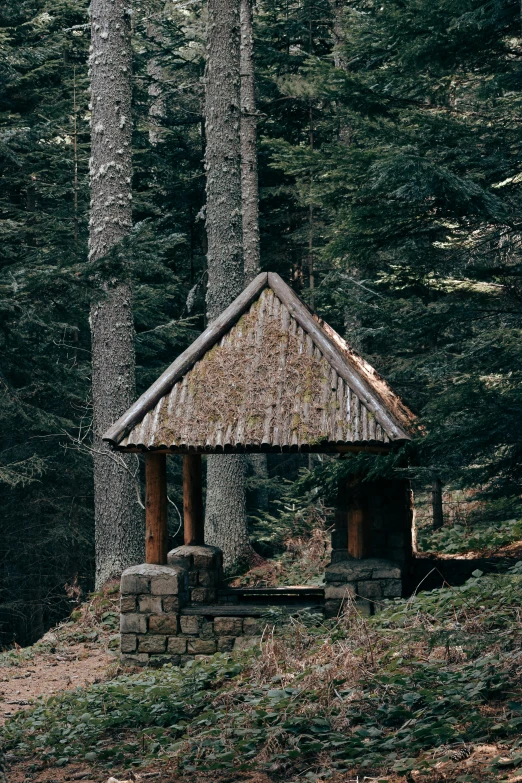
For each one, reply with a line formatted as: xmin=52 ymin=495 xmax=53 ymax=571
xmin=418 ymin=517 xmax=522 ymax=557
xmin=4 ymin=565 xmax=522 ymax=781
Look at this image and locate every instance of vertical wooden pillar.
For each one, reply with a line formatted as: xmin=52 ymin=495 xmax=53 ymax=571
xmin=347 ymin=480 xmax=370 ymax=559
xmin=183 ymin=454 xmax=204 ymax=545
xmin=332 ymin=477 xmax=349 ymax=550
xmin=145 ymin=453 xmax=168 ymax=564
xmin=432 ymin=477 xmax=444 ymax=530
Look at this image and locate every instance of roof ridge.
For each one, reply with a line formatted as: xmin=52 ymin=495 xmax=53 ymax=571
xmin=103 ymin=272 xmax=416 ymax=448
xmin=103 ymin=273 xmax=268 ymax=446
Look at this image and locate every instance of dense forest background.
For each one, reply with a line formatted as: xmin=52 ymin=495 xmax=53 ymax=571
xmin=1 ymin=0 xmax=522 ymax=647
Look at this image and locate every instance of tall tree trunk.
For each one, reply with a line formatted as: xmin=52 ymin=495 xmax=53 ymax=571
xmin=147 ymin=14 xmax=166 ymax=146
xmin=89 ymin=0 xmax=144 ymax=588
xmin=240 ymin=0 xmax=260 ymax=283
xmin=240 ymin=0 xmax=269 ymax=511
xmin=204 ymin=0 xmax=253 ymax=572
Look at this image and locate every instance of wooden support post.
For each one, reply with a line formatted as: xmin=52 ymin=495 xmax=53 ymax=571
xmin=145 ymin=453 xmax=168 ymax=564
xmin=432 ymin=476 xmax=444 ymax=530
xmin=347 ymin=481 xmax=370 ymax=559
xmin=183 ymin=454 xmax=204 ymax=545
xmin=332 ymin=477 xmax=349 ymax=550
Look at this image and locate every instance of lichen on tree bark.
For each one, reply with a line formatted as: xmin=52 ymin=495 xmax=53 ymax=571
xmin=89 ymin=0 xmax=144 ymax=587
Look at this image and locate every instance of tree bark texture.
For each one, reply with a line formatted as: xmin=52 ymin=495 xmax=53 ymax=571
xmin=239 ymin=0 xmax=269 ymax=507
xmin=205 ymin=455 xmax=251 ymax=571
xmin=89 ymin=0 xmax=144 ymax=587
xmin=204 ymin=0 xmax=252 ymax=572
xmin=240 ymin=0 xmax=260 ymax=283
xmin=147 ymin=19 xmax=167 ymax=146
xmin=204 ymin=0 xmax=244 ymax=319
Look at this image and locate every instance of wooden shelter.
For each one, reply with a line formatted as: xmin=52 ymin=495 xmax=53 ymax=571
xmin=104 ymin=272 xmax=417 ymax=566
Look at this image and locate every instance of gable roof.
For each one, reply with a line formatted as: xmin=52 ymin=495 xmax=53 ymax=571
xmin=103 ymin=272 xmax=417 ymax=453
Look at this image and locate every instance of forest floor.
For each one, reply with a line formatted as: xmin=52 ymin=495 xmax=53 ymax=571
xmin=4 ymin=547 xmax=522 ymax=783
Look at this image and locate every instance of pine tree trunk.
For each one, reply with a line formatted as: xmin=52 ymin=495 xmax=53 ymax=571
xmin=240 ymin=0 xmax=269 ymax=511
xmin=147 ymin=16 xmax=166 ymax=146
xmin=204 ymin=0 xmax=253 ymax=572
xmin=89 ymin=0 xmax=144 ymax=588
xmin=240 ymin=0 xmax=260 ymax=283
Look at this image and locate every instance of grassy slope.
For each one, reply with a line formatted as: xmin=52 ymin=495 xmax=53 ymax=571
xmin=3 ymin=565 xmax=522 ymax=782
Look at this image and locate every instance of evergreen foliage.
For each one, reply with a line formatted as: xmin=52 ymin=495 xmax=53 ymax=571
xmin=1 ymin=0 xmax=522 ymax=642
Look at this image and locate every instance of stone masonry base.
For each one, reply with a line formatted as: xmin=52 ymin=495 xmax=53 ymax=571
xmin=120 ymin=546 xmax=263 ymax=667
xmin=324 ymin=556 xmax=402 ymax=617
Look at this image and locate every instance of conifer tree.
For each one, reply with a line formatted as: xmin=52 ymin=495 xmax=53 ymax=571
xmin=203 ymin=0 xmax=255 ymax=571
xmin=89 ymin=0 xmax=143 ymax=586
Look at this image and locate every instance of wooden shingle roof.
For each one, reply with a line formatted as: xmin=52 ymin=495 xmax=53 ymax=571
xmin=103 ymin=273 xmax=416 ymax=453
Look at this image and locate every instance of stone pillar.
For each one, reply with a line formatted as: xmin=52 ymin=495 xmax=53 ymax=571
xmin=167 ymin=544 xmax=223 ymax=604
xmin=324 ymin=559 xmax=402 ymax=618
xmin=119 ymin=563 xmax=189 ymax=666
xmin=119 ymin=546 xmax=265 ymax=667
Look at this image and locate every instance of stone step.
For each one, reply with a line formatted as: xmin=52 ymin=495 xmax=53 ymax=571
xmin=219 ymin=586 xmax=324 ymax=597
xmin=181 ymin=603 xmax=324 ymax=617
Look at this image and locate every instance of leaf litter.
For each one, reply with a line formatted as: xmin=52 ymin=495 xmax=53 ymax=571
xmin=5 ymin=567 xmax=522 ymax=782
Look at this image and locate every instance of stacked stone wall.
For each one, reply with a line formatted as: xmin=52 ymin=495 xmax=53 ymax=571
xmin=120 ymin=547 xmax=263 ymax=667
xmin=324 ymin=558 xmax=402 ymax=617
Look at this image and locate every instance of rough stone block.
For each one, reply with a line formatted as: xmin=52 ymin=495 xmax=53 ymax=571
xmin=217 ymin=636 xmax=236 ymax=652
xmin=180 ymin=654 xmax=194 ymax=665
xmin=187 ymin=638 xmax=217 ymax=655
xmin=138 ymin=634 xmax=167 ymax=653
xmin=357 ymin=580 xmax=383 ymax=600
xmin=120 ymin=613 xmax=147 ymax=634
xmin=325 ymin=562 xmax=373 ymax=582
xmin=243 ymin=617 xmax=263 ymax=636
xmin=168 ymin=637 xmax=187 ymax=654
xmin=214 ymin=617 xmax=243 ymax=636
xmin=120 ymin=653 xmax=149 ymax=666
xmin=148 ymin=614 xmax=179 ymax=634
xmin=162 ymin=596 xmax=180 ymax=613
xmin=120 ymin=595 xmax=136 ymax=613
xmin=120 ymin=565 xmax=152 ymax=595
xmin=167 ymin=547 xmax=193 ymax=568
xmin=233 ymin=636 xmax=261 ymax=653
xmin=188 ymin=570 xmax=198 ymax=587
xmin=138 ymin=595 xmax=163 ymax=614
xmin=372 ymin=564 xmax=401 ymax=580
xmin=325 ymin=584 xmax=355 ymax=601
xmin=168 ymin=544 xmax=222 ymax=570
xmin=120 ymin=634 xmax=137 ymax=653
xmin=199 ymin=618 xmax=215 ymax=639
xmin=199 ymin=570 xmax=217 ymax=587
xmin=150 ymin=566 xmax=185 ymax=596
xmin=383 ymin=579 xmax=402 ymax=598
xmin=193 ymin=545 xmax=222 ymax=569
xmin=191 ymin=587 xmax=216 ymax=603
xmin=180 ymin=615 xmax=199 ymax=635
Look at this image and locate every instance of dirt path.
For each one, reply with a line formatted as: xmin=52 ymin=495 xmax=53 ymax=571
xmin=0 ymin=642 xmax=113 ymax=723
